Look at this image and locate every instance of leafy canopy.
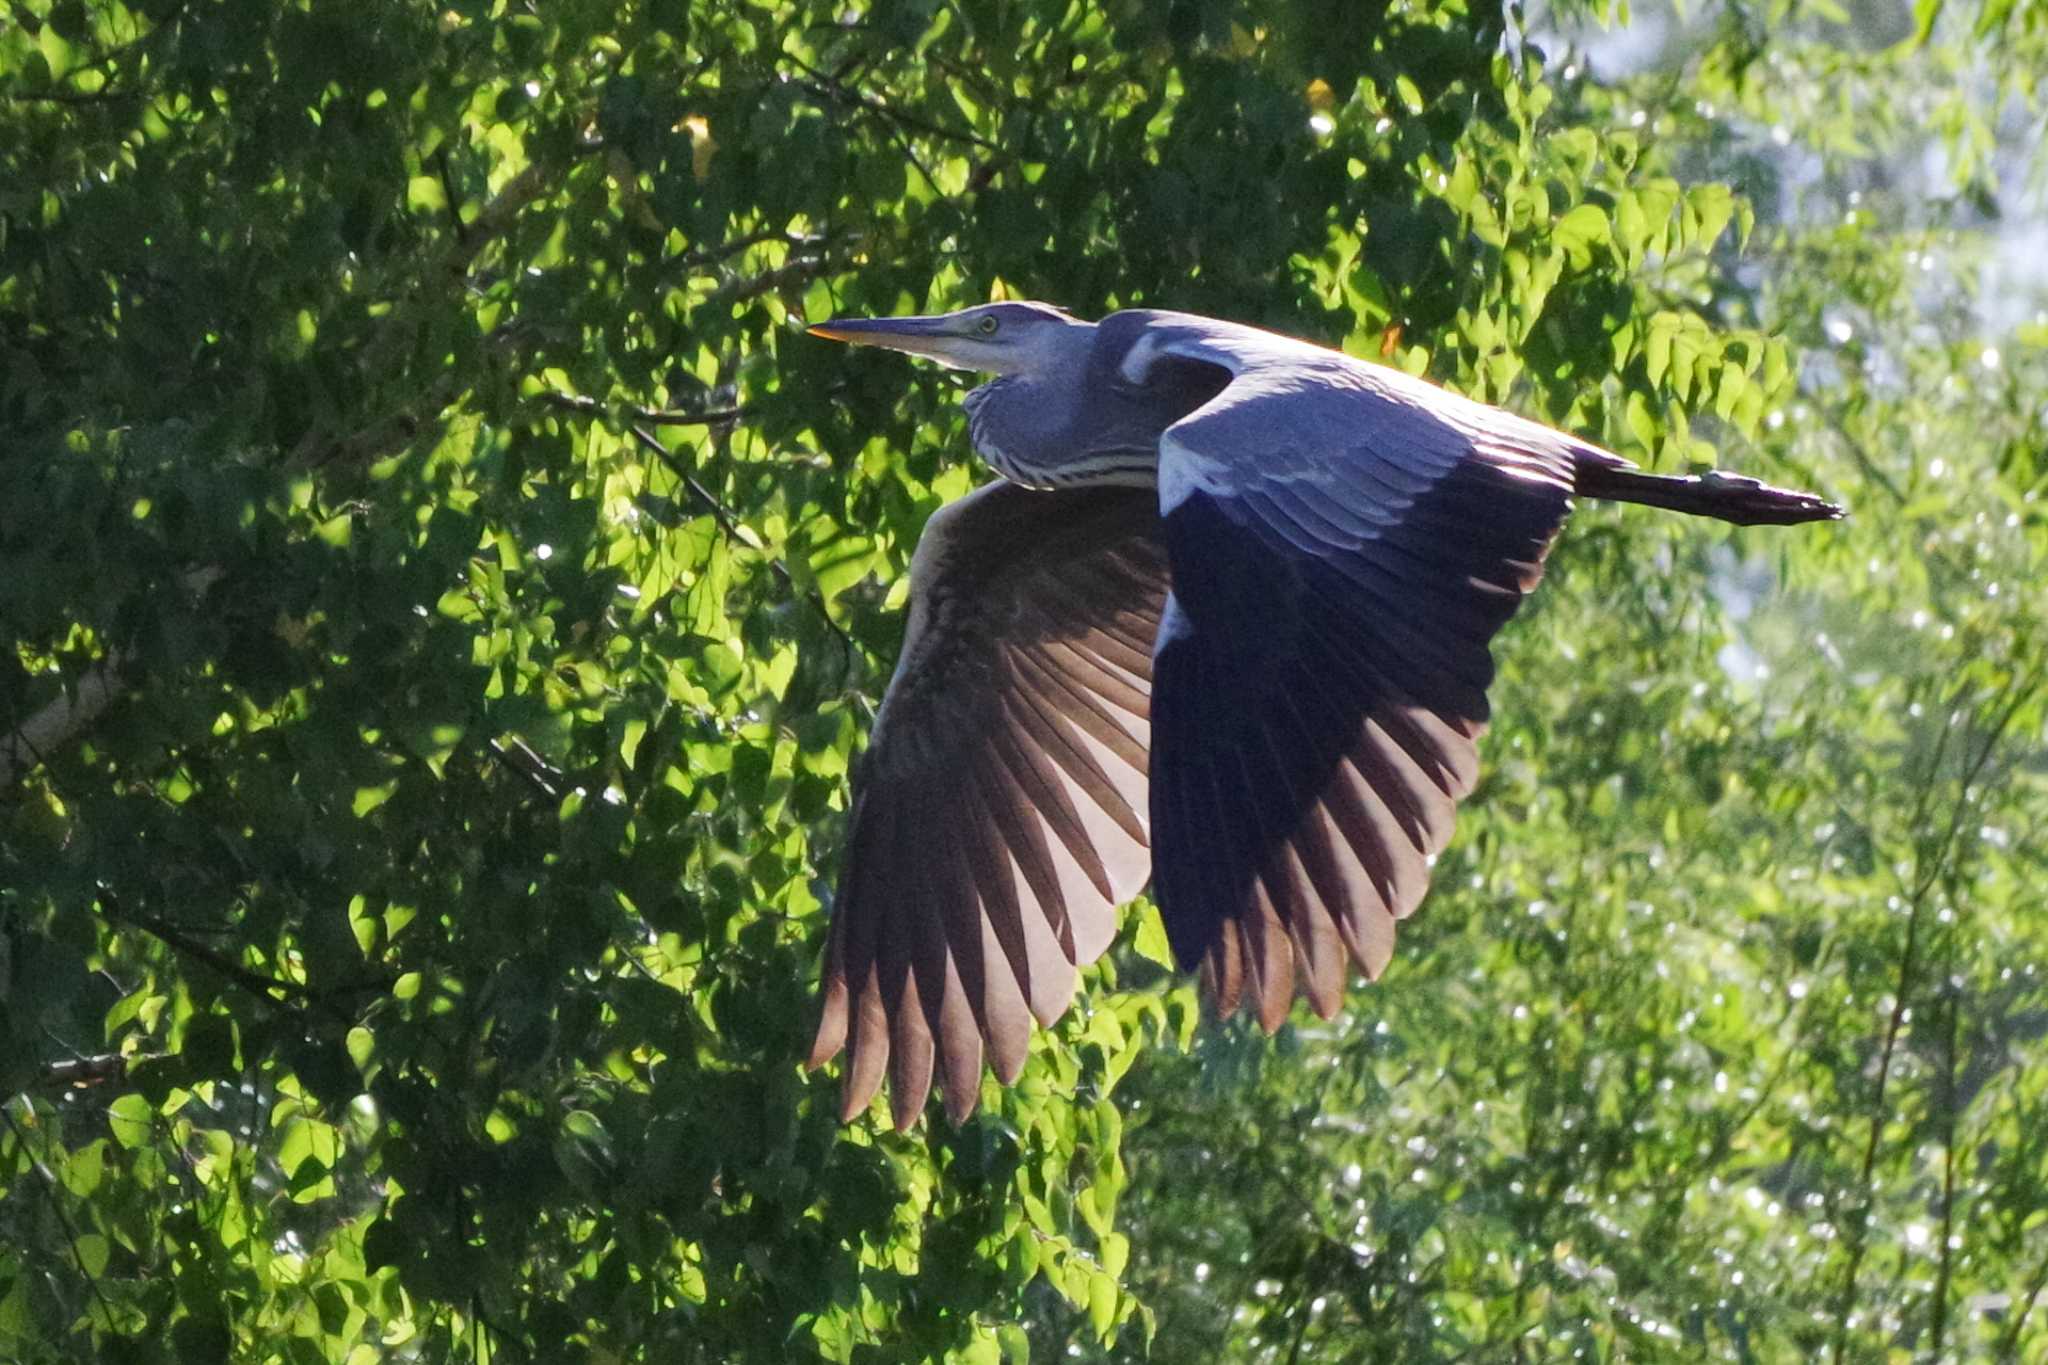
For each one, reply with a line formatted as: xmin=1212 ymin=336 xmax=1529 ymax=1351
xmin=2 ymin=0 xmax=2045 ymax=1361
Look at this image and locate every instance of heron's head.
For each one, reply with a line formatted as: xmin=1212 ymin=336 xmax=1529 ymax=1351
xmin=807 ymin=301 xmax=1088 ymax=376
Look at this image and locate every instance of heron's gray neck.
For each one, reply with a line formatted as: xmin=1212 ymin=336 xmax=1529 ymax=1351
xmin=963 ymin=371 xmax=1184 ymax=491
xmin=963 ymin=375 xmax=1131 ymax=488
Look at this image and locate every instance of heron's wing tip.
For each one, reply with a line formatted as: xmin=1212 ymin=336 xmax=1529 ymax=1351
xmin=805 ymin=988 xmax=849 ymax=1072
xmin=942 ymin=1080 xmax=981 ymax=1127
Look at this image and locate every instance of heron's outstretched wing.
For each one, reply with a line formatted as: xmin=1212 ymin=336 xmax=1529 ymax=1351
xmin=808 ymin=480 xmax=1167 ymax=1129
xmin=1141 ymin=317 xmax=1583 ymax=1028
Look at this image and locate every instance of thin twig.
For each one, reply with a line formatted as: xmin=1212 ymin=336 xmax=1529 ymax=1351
xmin=621 ymin=424 xmax=857 ymax=680
xmin=923 ymin=30 xmax=1016 ymax=109
xmin=540 ymin=391 xmax=742 ymax=427
xmin=2001 ymin=1238 xmax=2048 ymax=1357
xmin=1929 ymin=972 xmax=1960 ymax=1353
xmin=8 ymin=0 xmax=191 ymax=87
xmin=628 ymin=425 xmax=753 ymax=547
xmin=487 ymin=736 xmax=563 ymax=801
xmin=1830 ymin=677 xmax=2037 ymax=1362
xmin=0 ymin=1104 xmax=123 ymax=1332
xmin=677 ymin=228 xmax=829 ymax=271
xmin=289 ymin=157 xmax=564 ymax=467
xmin=0 ymin=87 xmax=143 ymax=104
xmin=885 ymin=124 xmax=947 ymax=199
xmin=96 ymin=886 xmax=331 ymax=1012
xmin=436 ymin=149 xmax=469 ymax=248
xmin=1913 ymin=681 xmax=2038 ymax=911
xmin=781 ymin=51 xmax=1002 ymax=152
xmin=1282 ymin=1295 xmax=1315 ymax=1365
xmin=304 ymin=377 xmax=460 ymax=468
xmin=1829 ymin=706 xmax=1953 ymax=1361
xmin=1831 ymin=428 xmax=1907 ymax=509
xmin=703 ymin=256 xmax=831 ymax=309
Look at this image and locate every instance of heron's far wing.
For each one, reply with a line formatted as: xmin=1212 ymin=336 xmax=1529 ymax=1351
xmin=1147 ymin=333 xmax=1581 ymax=1030
xmin=807 ymin=480 xmax=1168 ymax=1130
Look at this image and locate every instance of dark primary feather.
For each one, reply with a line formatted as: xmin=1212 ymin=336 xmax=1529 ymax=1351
xmin=1136 ymin=324 xmax=1587 ymax=1025
xmin=1150 ymin=461 xmax=1572 ymax=1023
xmin=806 ymin=481 xmax=1169 ymax=1129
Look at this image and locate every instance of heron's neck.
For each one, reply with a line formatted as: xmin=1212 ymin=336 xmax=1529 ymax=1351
xmin=964 ymin=375 xmax=1164 ymax=490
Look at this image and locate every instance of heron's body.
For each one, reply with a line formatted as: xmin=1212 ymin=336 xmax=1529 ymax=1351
xmin=806 ymin=303 xmax=1840 ymax=1129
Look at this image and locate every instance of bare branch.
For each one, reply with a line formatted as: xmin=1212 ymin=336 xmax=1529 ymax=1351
xmin=96 ymin=888 xmax=328 ymax=1010
xmin=703 ymin=256 xmax=831 ymax=310
xmin=0 ymin=88 xmax=144 ymax=104
xmin=1 ymin=661 xmax=124 ymax=790
xmin=2 ymin=567 xmax=221 ymax=793
xmin=488 ymin=736 xmax=565 ymax=801
xmin=35 ymin=1054 xmax=157 ymax=1089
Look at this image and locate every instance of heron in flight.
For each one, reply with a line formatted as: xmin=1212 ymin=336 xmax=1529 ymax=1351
xmin=804 ymin=302 xmax=1840 ymax=1130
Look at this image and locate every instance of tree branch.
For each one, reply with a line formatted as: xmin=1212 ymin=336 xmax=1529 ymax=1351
xmin=2001 ymin=1237 xmax=2048 ymax=1358
xmin=620 ymin=423 xmax=857 ymax=681
xmin=289 ymin=156 xmax=566 ymax=468
xmin=487 ymin=735 xmax=565 ymax=801
xmin=2 ymin=567 xmax=222 ymax=793
xmin=677 ymin=228 xmax=830 ymax=271
xmin=781 ymin=51 xmax=1002 ymax=153
xmin=96 ymin=887 xmax=327 ymax=1010
xmin=703 ymin=256 xmax=831 ymax=310
xmin=34 ymin=1053 xmax=158 ymax=1089
xmin=1 ymin=661 xmax=125 ymax=790
xmin=1829 ymin=675 xmax=2038 ymax=1363
xmin=540 ymin=391 xmax=742 ymax=427
xmin=0 ymin=87 xmax=144 ymax=104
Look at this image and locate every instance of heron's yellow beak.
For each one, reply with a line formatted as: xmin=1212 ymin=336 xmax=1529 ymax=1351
xmin=804 ymin=314 xmax=983 ymax=367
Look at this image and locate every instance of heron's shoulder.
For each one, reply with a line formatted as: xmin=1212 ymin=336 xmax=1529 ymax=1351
xmin=906 ymin=480 xmax=1078 ymax=594
xmin=910 ymin=481 xmax=1011 ymax=572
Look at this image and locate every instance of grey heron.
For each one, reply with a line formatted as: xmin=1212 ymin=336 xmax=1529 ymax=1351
xmin=804 ymin=302 xmax=1840 ymax=1130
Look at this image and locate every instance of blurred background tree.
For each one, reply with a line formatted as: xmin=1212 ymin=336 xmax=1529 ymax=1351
xmin=1 ymin=0 xmax=2042 ymax=1360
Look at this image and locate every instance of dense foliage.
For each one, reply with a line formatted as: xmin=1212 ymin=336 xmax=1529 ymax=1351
xmin=2 ymin=0 xmax=2043 ymax=1360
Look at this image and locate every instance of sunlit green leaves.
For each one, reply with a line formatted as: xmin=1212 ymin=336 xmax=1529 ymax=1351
xmin=4 ymin=0 xmax=2046 ymax=1361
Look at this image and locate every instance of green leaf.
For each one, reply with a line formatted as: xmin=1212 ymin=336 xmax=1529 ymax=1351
xmin=352 ymin=781 xmax=398 ymax=817
xmin=73 ymin=1233 xmax=109 ymax=1277
xmin=6 ymin=3 xmax=2042 ymax=1360
xmin=1913 ymin=0 xmax=1944 ymax=41
xmin=1551 ymin=204 xmax=1611 ymax=270
xmin=1686 ymin=183 xmax=1736 ymax=251
xmin=108 ymin=1094 xmax=154 ymax=1149
xmin=61 ymin=1140 xmax=105 ymax=1197
xmin=1087 ymin=1270 xmax=1118 ymax=1337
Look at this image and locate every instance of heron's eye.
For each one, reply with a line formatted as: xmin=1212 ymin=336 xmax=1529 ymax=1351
xmin=976 ymin=316 xmax=1000 ymax=336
